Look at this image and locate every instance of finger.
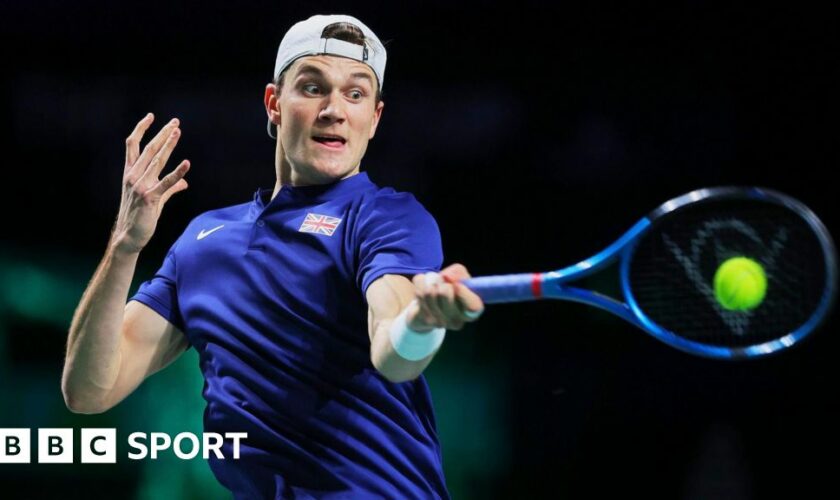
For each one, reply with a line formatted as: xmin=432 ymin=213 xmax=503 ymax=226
xmin=440 ymin=263 xmax=472 ymax=282
xmin=406 ymin=295 xmax=442 ymax=331
xmin=411 ymin=271 xmax=443 ymax=294
xmin=411 ymin=272 xmax=446 ymax=328
xmin=433 ymin=282 xmax=466 ymax=330
xmin=404 ymin=298 xmax=434 ymax=333
xmin=128 ymin=118 xmax=180 ymax=179
xmin=160 ymin=178 xmax=189 ymax=206
xmin=125 ymin=113 xmax=154 ymax=168
xmin=418 ymin=288 xmax=446 ymax=328
xmin=442 ymin=274 xmax=484 ymax=321
xmin=151 ymin=160 xmax=190 ymax=197
xmin=140 ymin=127 xmax=181 ymax=182
xmin=420 ymin=273 xmax=446 ymax=326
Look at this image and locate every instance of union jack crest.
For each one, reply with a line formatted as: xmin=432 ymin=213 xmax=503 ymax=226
xmin=299 ymin=213 xmax=342 ymax=236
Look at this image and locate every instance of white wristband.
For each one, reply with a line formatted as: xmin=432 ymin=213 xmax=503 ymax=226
xmin=389 ymin=301 xmax=446 ymax=361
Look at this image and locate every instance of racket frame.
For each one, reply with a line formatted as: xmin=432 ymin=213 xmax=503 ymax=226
xmin=463 ymin=187 xmax=838 ymax=359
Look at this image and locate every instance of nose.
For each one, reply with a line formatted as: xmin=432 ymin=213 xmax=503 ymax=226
xmin=317 ymin=90 xmax=346 ymax=123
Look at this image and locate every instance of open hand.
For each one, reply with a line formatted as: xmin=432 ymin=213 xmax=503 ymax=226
xmin=112 ymin=113 xmax=190 ymax=253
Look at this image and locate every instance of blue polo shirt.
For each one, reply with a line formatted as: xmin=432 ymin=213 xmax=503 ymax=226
xmin=130 ymin=172 xmax=449 ymax=499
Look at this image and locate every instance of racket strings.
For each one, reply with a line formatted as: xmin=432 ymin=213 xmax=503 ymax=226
xmin=628 ymin=200 xmax=827 ymax=349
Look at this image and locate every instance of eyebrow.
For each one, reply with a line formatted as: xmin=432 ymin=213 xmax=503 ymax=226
xmin=294 ymin=64 xmax=374 ymax=87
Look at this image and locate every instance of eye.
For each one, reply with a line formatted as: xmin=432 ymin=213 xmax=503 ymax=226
xmin=348 ymin=90 xmax=364 ymax=100
xmin=302 ymin=84 xmax=321 ymax=95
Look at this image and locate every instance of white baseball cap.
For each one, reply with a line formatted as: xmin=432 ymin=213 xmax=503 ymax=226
xmin=267 ymin=14 xmax=387 ymax=138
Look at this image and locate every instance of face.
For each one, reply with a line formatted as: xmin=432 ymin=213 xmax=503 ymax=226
xmin=264 ymin=55 xmax=384 ymax=185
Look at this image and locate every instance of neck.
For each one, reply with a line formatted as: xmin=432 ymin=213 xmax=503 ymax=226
xmin=271 ymin=139 xmax=360 ymax=200
xmin=271 ymin=139 xmax=293 ymax=200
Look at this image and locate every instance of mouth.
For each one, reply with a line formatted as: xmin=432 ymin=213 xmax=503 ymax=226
xmin=312 ymin=134 xmax=347 ymax=150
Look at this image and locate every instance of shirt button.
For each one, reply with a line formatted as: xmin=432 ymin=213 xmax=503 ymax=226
xmin=257 ymin=220 xmax=265 ymax=227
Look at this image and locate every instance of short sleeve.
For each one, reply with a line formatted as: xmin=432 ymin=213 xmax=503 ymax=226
xmin=129 ymin=237 xmax=186 ymax=332
xmin=357 ymin=192 xmax=444 ymax=294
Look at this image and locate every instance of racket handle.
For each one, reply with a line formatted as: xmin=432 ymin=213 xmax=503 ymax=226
xmin=461 ymin=274 xmax=541 ymax=304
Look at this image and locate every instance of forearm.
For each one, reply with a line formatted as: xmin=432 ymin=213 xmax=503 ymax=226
xmin=367 ymin=269 xmax=482 ymax=383
xmin=62 ymin=238 xmax=139 ymax=411
xmin=370 ymin=312 xmax=437 ymax=383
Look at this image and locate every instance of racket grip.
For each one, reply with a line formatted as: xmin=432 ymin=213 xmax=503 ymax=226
xmin=461 ymin=274 xmax=541 ymax=304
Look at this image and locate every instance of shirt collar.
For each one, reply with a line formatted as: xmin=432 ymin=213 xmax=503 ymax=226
xmin=252 ymin=171 xmax=374 ymax=210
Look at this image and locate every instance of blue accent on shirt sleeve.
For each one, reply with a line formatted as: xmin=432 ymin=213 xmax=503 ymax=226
xmin=357 ymin=192 xmax=444 ymax=294
xmin=129 ymin=240 xmax=186 ymax=334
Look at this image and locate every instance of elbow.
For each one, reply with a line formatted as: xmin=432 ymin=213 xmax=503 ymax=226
xmin=61 ymin=380 xmax=109 ymax=415
xmin=63 ymin=396 xmax=103 ymax=415
xmin=63 ymin=392 xmax=108 ymax=415
xmin=380 ymin=370 xmax=417 ymax=384
xmin=380 ymin=370 xmax=418 ymax=384
xmin=371 ymin=358 xmax=421 ymax=384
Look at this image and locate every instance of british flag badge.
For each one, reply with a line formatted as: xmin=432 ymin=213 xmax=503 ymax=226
xmin=299 ymin=213 xmax=342 ymax=236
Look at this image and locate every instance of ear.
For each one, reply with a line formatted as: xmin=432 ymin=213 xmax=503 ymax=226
xmin=368 ymin=100 xmax=385 ymax=140
xmin=264 ymin=83 xmax=281 ymax=127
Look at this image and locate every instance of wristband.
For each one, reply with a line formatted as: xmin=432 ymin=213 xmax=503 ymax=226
xmin=388 ymin=301 xmax=446 ymax=361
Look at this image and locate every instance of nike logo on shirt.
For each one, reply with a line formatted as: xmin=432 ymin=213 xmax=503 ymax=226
xmin=197 ymin=224 xmax=225 ymax=240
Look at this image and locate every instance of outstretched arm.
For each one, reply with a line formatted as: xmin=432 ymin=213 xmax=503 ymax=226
xmin=62 ymin=114 xmax=190 ymax=413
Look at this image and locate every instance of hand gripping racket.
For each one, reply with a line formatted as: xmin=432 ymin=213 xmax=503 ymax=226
xmin=462 ymin=187 xmax=837 ymax=359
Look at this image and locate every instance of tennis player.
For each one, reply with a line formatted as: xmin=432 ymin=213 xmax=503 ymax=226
xmin=61 ymin=14 xmax=483 ymax=499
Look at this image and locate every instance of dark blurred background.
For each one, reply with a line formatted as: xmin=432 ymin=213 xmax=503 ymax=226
xmin=1 ymin=1 xmax=837 ymax=498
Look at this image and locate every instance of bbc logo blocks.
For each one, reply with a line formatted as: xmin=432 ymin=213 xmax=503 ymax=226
xmin=0 ymin=429 xmax=30 ymax=464
xmin=0 ymin=429 xmax=246 ymax=463
xmin=40 ymin=428 xmax=74 ymax=464
xmin=81 ymin=428 xmax=117 ymax=463
xmin=1 ymin=429 xmax=116 ymax=464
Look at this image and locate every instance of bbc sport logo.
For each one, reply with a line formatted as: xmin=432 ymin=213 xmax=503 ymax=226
xmin=0 ymin=429 xmax=247 ymax=464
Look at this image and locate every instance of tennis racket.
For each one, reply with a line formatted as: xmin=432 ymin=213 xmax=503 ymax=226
xmin=462 ymin=187 xmax=837 ymax=359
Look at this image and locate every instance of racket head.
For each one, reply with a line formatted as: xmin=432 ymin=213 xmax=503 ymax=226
xmin=621 ymin=186 xmax=837 ymax=359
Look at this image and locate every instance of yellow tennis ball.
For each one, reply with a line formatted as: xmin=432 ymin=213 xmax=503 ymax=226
xmin=713 ymin=257 xmax=768 ymax=311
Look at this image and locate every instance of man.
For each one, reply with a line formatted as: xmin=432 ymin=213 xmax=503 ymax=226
xmin=61 ymin=13 xmax=483 ymax=499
